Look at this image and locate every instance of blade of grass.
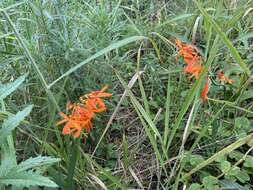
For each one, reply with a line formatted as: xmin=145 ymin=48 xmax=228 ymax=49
xmin=163 ymin=71 xmax=171 ymax=148
xmin=208 ymin=98 xmax=253 ymax=115
xmin=137 ymin=44 xmax=150 ymax=115
xmin=91 ymin=70 xmax=144 ymax=157
xmin=115 ymin=70 xmax=168 ymax=163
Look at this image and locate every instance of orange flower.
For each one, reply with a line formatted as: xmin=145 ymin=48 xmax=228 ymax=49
xmin=81 ymin=85 xmax=112 ymax=113
xmin=200 ymin=79 xmax=209 ymax=101
xmin=56 ymin=86 xmax=112 ymax=138
xmin=175 ymin=38 xmax=202 ymax=79
xmin=56 ymin=112 xmax=83 ymax=138
xmin=84 ymin=85 xmax=112 ymax=99
xmin=217 ymin=71 xmax=234 ymax=84
xmin=184 ymin=60 xmax=202 ymax=79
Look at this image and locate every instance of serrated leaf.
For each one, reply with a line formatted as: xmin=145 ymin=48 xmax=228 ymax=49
xmin=0 ymin=105 xmax=33 ymax=142
xmin=0 ymin=171 xmax=58 ymax=187
xmin=0 ymin=75 xmax=27 ymax=100
xmin=14 ymin=156 xmax=60 ymax=172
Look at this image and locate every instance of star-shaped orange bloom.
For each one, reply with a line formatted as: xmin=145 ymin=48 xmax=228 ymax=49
xmin=217 ymin=71 xmax=234 ymax=84
xmin=56 ymin=86 xmax=112 ymax=138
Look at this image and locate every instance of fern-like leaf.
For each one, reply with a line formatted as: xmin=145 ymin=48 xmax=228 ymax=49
xmin=0 ymin=170 xmax=58 ymax=188
xmin=14 ymin=156 xmax=60 ymax=172
xmin=0 ymin=105 xmax=33 ymax=142
xmin=0 ymin=74 xmax=27 ymax=100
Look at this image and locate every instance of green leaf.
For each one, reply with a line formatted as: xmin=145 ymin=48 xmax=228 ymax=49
xmin=190 ymin=155 xmax=205 ymax=166
xmin=235 ymin=117 xmax=249 ymax=129
xmin=215 ymin=155 xmax=226 ymax=163
xmin=202 ymin=176 xmax=218 ymax=190
xmin=220 ymin=161 xmax=231 ymax=174
xmin=0 ymin=75 xmax=27 ymax=100
xmin=188 ymin=183 xmax=202 ymax=190
xmin=0 ymin=105 xmax=33 ymax=142
xmin=229 ymin=151 xmax=244 ymax=161
xmin=14 ymin=156 xmax=60 ymax=172
xmin=229 ymin=166 xmax=240 ymax=176
xmin=236 ymin=170 xmax=250 ymax=183
xmin=0 ymin=171 xmax=58 ymax=188
xmin=239 ymin=90 xmax=253 ymax=102
xmin=243 ymin=156 xmax=253 ymax=168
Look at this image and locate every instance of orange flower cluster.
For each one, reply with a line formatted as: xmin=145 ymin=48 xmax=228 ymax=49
xmin=175 ymin=39 xmax=208 ymax=101
xmin=175 ymin=39 xmax=202 ymax=79
xmin=56 ymin=86 xmax=112 ymax=138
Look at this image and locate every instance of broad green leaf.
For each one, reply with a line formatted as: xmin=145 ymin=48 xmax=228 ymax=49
xmin=235 ymin=117 xmax=249 ymax=129
xmin=220 ymin=161 xmax=231 ymax=174
xmin=229 ymin=151 xmax=244 ymax=161
xmin=236 ymin=170 xmax=250 ymax=183
xmin=0 ymin=171 xmax=58 ymax=188
xmin=243 ymin=156 xmax=253 ymax=168
xmin=14 ymin=156 xmax=60 ymax=172
xmin=0 ymin=105 xmax=33 ymax=142
xmin=202 ymin=176 xmax=218 ymax=190
xmin=215 ymin=155 xmax=226 ymax=163
xmin=229 ymin=166 xmax=240 ymax=176
xmin=0 ymin=75 xmax=27 ymax=100
xmin=190 ymin=155 xmax=205 ymax=166
xmin=240 ymin=90 xmax=253 ymax=102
